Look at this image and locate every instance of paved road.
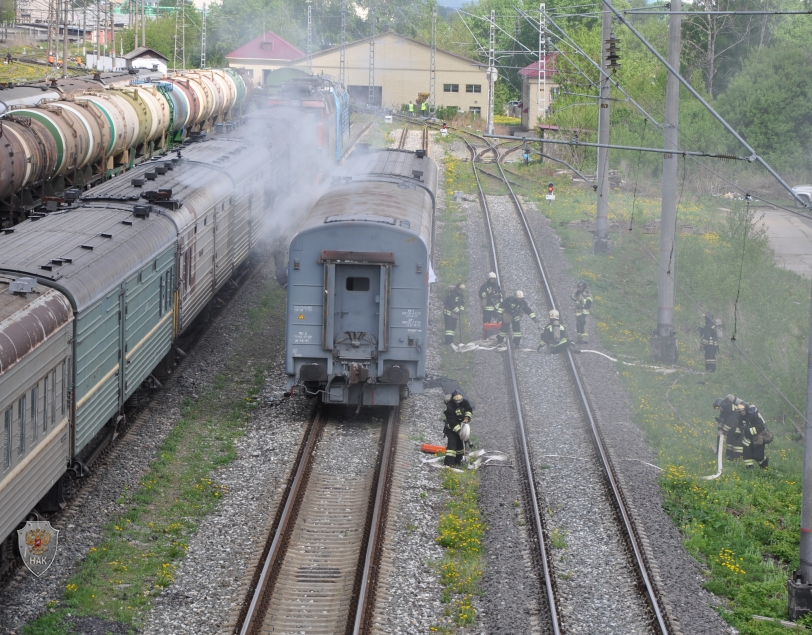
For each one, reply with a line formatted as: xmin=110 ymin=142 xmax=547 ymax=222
xmin=758 ymin=207 xmax=812 ymax=278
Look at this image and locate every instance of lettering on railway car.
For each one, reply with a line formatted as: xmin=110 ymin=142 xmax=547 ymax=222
xmin=293 ymin=305 xmax=315 ymax=312
xmin=399 ymin=309 xmax=423 ymax=328
xmin=293 ymin=331 xmax=314 ymax=344
xmin=17 ymin=521 xmax=59 ymax=577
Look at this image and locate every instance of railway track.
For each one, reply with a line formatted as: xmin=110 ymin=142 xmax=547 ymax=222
xmin=461 ymin=130 xmax=675 ymax=634
xmin=234 ymin=405 xmax=399 ymax=635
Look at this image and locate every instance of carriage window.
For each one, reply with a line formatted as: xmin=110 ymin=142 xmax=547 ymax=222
xmin=61 ymin=362 xmax=66 ymax=416
xmin=346 ymin=277 xmax=370 ymax=291
xmin=18 ymin=395 xmax=26 ymax=456
xmin=43 ymin=376 xmax=48 ymax=433
xmin=3 ymin=408 xmax=11 ymax=468
xmin=31 ymin=386 xmax=38 ymax=443
xmin=51 ymin=370 xmax=56 ymax=425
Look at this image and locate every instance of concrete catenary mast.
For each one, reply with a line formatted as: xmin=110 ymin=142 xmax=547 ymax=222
xmin=368 ymin=6 xmax=375 ymax=106
xmin=651 ymin=0 xmax=682 ymax=363
xmin=486 ymin=9 xmax=495 ymax=135
xmin=594 ymin=0 xmax=612 ymax=254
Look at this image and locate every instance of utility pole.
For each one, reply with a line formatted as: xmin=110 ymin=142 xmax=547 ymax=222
xmin=306 ymin=1 xmax=311 ymax=71
xmin=133 ymin=0 xmax=138 ymax=53
xmin=650 ymin=0 xmax=681 ymax=362
xmin=339 ymin=0 xmax=346 ymax=86
xmin=110 ymin=1 xmax=115 ymax=66
xmin=537 ymin=4 xmax=544 ymax=123
xmin=428 ymin=8 xmax=437 ymax=113
xmin=593 ymin=1 xmax=612 ymax=254
xmin=789 ymin=287 xmax=812 ymax=619
xmin=94 ymin=0 xmax=99 ymax=67
xmin=47 ymin=0 xmax=52 ymax=58
xmin=62 ymin=0 xmax=68 ymax=77
xmin=368 ymin=6 xmax=374 ymax=106
xmin=200 ymin=2 xmax=205 ymax=68
xmin=486 ymin=9 xmax=495 ymax=134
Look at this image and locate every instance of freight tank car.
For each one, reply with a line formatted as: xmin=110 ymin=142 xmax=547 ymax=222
xmin=285 ymin=149 xmax=437 ymax=406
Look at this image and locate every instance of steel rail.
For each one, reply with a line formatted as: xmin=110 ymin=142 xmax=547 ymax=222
xmin=351 ymin=406 xmax=400 ymax=634
xmin=236 ymin=406 xmax=326 ymax=635
xmin=489 ymin=146 xmax=672 ymax=635
xmin=462 ymin=135 xmax=562 ymax=635
xmin=397 ymin=122 xmax=409 ymax=150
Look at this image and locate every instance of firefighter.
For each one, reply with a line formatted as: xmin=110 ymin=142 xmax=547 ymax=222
xmin=538 ymin=309 xmax=578 ymax=353
xmin=716 ymin=395 xmax=745 ymax=460
xmin=742 ymin=404 xmax=768 ymax=469
xmin=571 ymin=280 xmax=593 ymax=344
xmin=479 ymin=272 xmax=502 ymax=324
xmin=443 ymin=390 xmax=472 ymax=466
xmin=497 ymin=290 xmax=538 ymax=347
xmin=443 ymin=283 xmax=466 ymax=345
xmin=699 ymin=312 xmax=719 ymax=372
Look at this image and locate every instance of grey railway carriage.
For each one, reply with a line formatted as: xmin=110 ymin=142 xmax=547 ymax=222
xmin=0 ymin=115 xmax=297 ymax=568
xmin=286 ymin=149 xmax=437 ymax=406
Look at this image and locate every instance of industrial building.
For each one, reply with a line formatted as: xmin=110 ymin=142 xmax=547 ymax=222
xmin=285 ymin=32 xmax=489 ymax=116
xmin=225 ymin=31 xmax=305 ymax=87
xmin=519 ymin=54 xmax=559 ymax=130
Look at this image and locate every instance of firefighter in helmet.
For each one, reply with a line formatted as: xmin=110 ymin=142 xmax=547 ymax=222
xmin=699 ymin=312 xmax=719 ymax=372
xmin=571 ymin=280 xmax=593 ymax=344
xmin=443 ymin=390 xmax=472 ymax=466
xmin=479 ymin=272 xmax=502 ymax=324
xmin=716 ymin=394 xmax=745 ymax=460
xmin=742 ymin=404 xmax=769 ymax=469
xmin=443 ymin=283 xmax=466 ymax=345
xmin=497 ymin=291 xmax=538 ymax=347
xmin=538 ymin=309 xmax=578 ymax=353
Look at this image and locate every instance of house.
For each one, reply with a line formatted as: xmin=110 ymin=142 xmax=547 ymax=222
xmin=123 ymin=46 xmax=169 ymax=75
xmin=286 ymin=32 xmax=489 ymax=117
xmin=519 ymin=54 xmax=559 ymax=130
xmin=225 ymin=31 xmax=305 ymax=87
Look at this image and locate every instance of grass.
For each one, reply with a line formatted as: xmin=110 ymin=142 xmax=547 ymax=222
xmin=23 ymin=282 xmax=286 ymax=634
xmin=430 ymin=469 xmax=485 ymax=632
xmin=505 ymin=161 xmax=809 ymax=634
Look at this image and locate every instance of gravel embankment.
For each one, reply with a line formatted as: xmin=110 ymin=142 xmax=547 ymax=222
xmin=521 ymin=200 xmax=732 ymax=635
xmin=0 ymin=249 xmax=311 ymax=635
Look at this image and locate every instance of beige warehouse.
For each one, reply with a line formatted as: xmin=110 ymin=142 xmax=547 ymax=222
xmin=288 ymin=32 xmax=489 ymax=117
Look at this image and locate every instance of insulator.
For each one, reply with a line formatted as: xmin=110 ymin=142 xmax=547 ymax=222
xmin=605 ymin=31 xmax=621 ymax=71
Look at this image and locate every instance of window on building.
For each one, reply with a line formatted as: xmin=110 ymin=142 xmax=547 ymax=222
xmin=465 ymin=84 xmax=482 ymax=93
xmin=346 ymin=277 xmax=370 ymax=291
xmin=469 ymin=107 xmax=481 ymax=117
xmin=443 ymin=84 xmax=459 ymax=93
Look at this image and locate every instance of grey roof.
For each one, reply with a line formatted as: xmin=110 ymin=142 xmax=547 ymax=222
xmin=123 ymin=46 xmax=169 ymax=62
xmin=0 ymin=206 xmax=176 ymax=312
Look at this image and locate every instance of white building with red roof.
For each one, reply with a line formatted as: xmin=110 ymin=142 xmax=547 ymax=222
xmin=225 ymin=31 xmax=305 ymax=87
xmin=519 ymin=54 xmax=559 ymax=129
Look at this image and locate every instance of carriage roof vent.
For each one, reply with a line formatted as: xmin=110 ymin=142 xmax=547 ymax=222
xmin=9 ymin=277 xmax=36 ymax=295
xmin=324 ymin=214 xmax=396 ymax=225
xmin=415 ymin=149 xmax=426 ymax=158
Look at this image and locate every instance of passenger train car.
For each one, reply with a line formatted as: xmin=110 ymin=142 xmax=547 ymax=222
xmin=285 ymin=149 xmax=437 ymax=406
xmin=0 ymin=108 xmax=301 ymax=571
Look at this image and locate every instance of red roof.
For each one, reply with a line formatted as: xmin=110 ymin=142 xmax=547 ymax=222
xmin=519 ymin=54 xmax=558 ymax=79
xmin=226 ymin=31 xmax=304 ymax=61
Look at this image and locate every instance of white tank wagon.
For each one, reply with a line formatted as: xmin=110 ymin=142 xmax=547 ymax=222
xmin=285 ymin=149 xmax=437 ymax=406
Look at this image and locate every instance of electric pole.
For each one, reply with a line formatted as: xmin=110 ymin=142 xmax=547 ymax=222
xmin=140 ymin=0 xmax=144 ymax=47
xmin=339 ymin=0 xmax=346 ymax=86
xmin=594 ymin=1 xmax=613 ymax=254
xmin=368 ymin=6 xmax=375 ymax=106
xmin=487 ymin=9 xmax=495 ymax=135
xmin=62 ymin=0 xmax=68 ymax=77
xmin=651 ymin=0 xmax=681 ymax=363
xmin=537 ymin=4 xmax=544 ymax=124
xmin=430 ymin=8 xmax=436 ymax=113
xmin=200 ymin=2 xmax=205 ymax=68
xmin=789 ymin=286 xmax=812 ymax=618
xmin=134 ymin=0 xmax=138 ymax=53
xmin=306 ymin=1 xmax=311 ymax=71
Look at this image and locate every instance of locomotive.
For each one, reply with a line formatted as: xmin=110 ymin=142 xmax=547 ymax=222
xmin=285 ymin=148 xmax=437 ymax=406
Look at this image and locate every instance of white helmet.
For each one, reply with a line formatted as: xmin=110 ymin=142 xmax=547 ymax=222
xmin=488 ymin=272 xmax=497 ymax=280
xmin=549 ymin=309 xmax=559 ymax=319
xmin=459 ymin=423 xmax=471 ymax=442
xmin=516 ymin=290 xmax=524 ymax=299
